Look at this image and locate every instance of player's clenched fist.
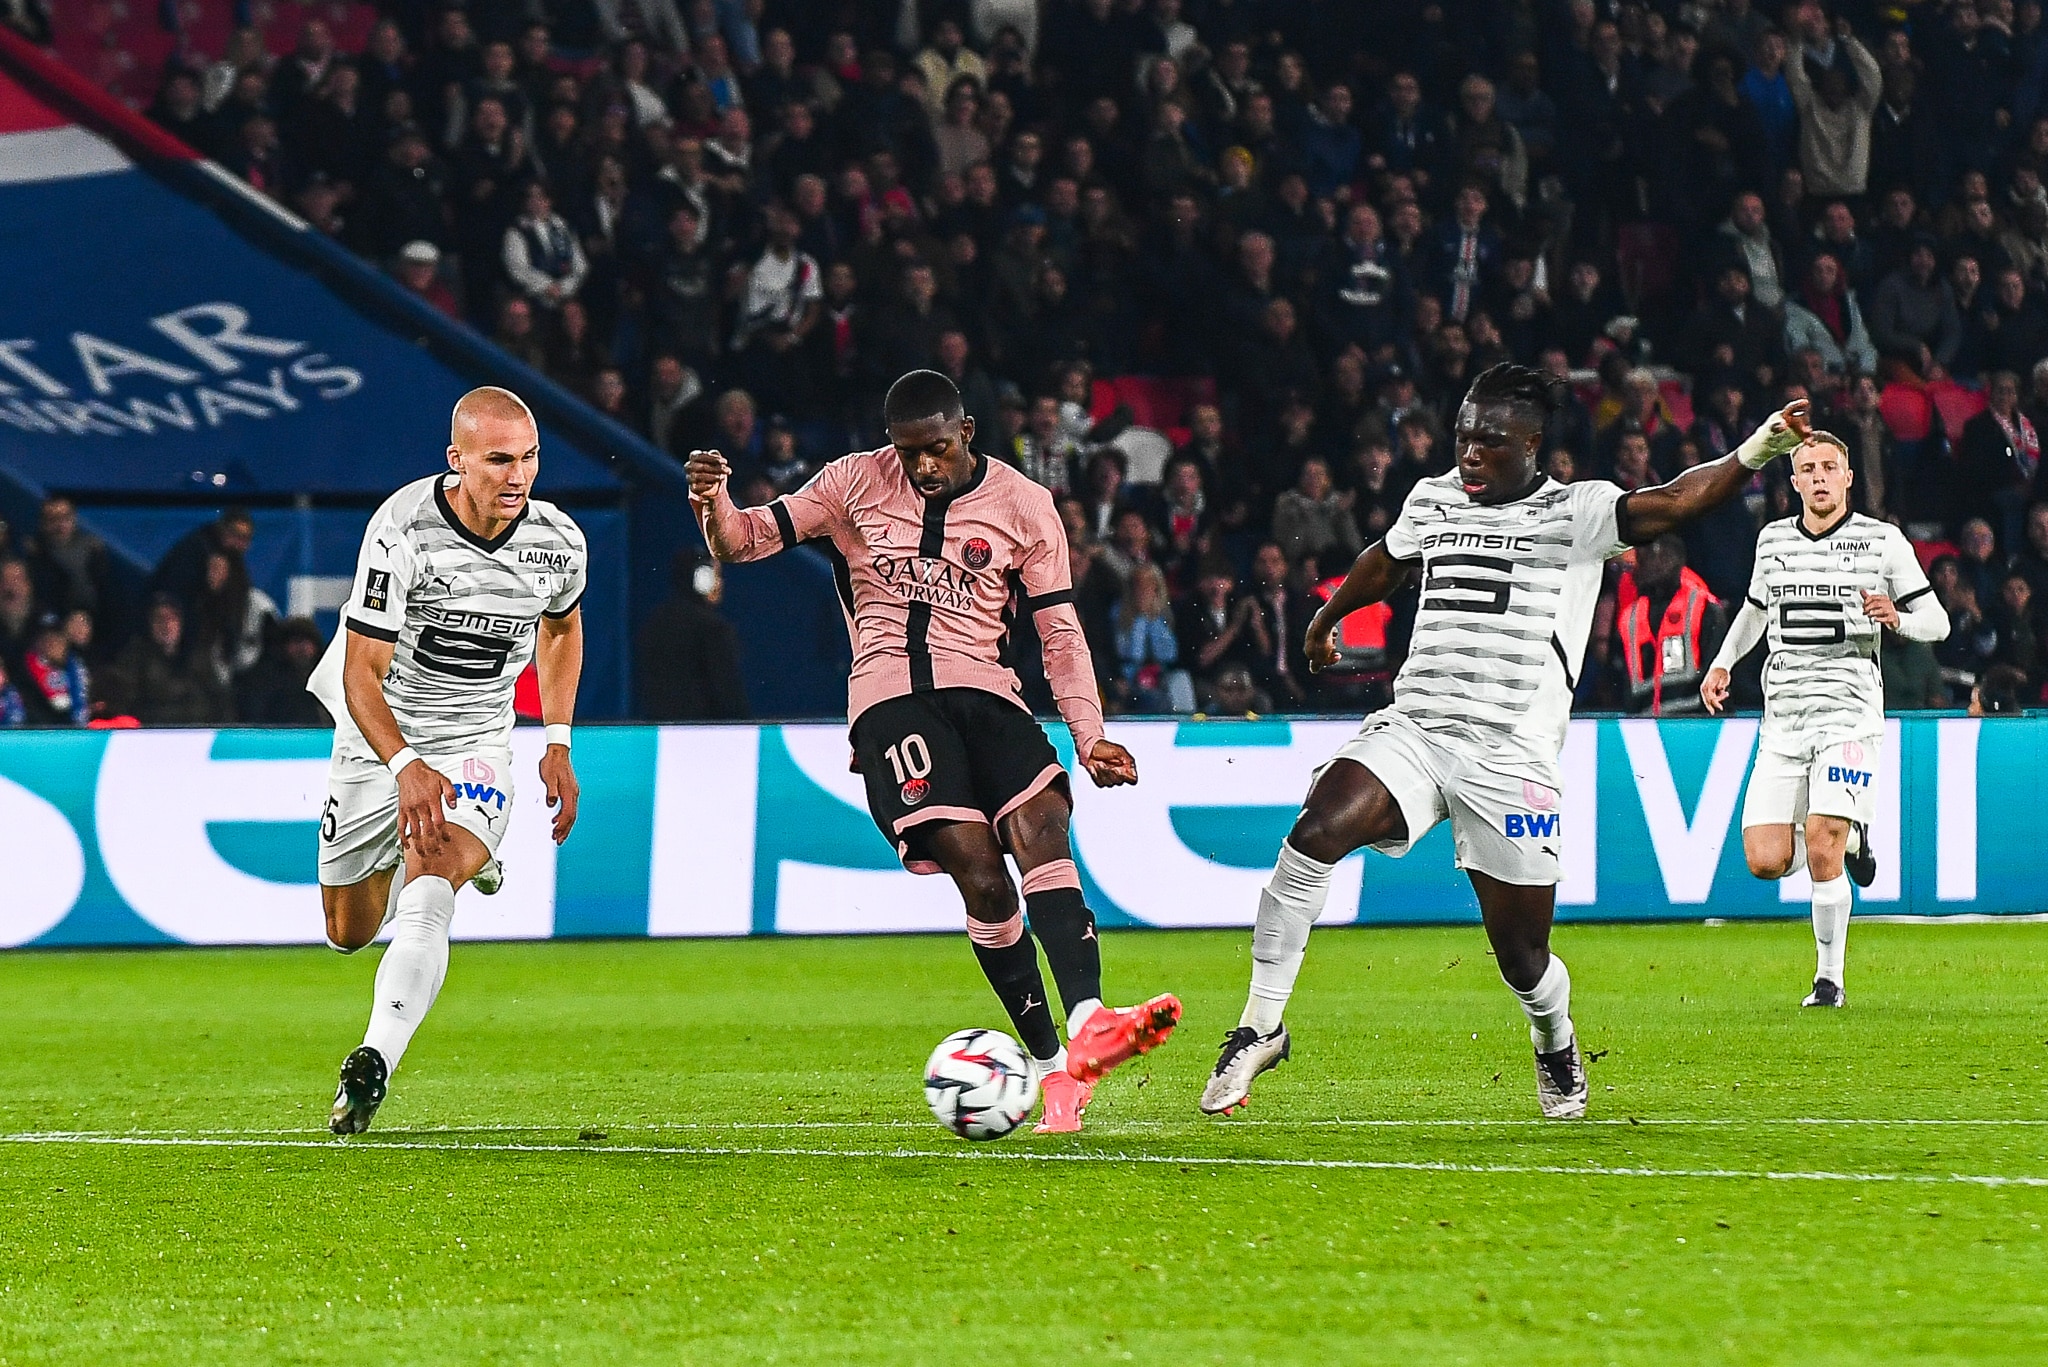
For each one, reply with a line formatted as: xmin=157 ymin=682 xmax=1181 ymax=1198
xmin=685 ymin=449 xmax=730 ymax=500
xmin=1081 ymin=739 xmax=1139 ymax=787
xmin=1699 ymin=665 xmax=1732 ymax=715
xmin=1304 ymin=621 xmax=1341 ymax=674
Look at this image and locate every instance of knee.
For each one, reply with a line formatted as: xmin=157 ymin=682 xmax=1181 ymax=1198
xmin=324 ymin=913 xmax=376 ymax=954
xmin=1746 ymin=854 xmax=1791 ymax=880
xmin=1286 ymin=814 xmax=1353 ymax=867
xmin=1496 ymin=948 xmax=1549 ymax=993
xmin=959 ymin=868 xmax=1019 ymax=924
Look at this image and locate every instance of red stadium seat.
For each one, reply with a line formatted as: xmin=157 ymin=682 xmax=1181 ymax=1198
xmin=1926 ymin=380 xmax=1986 ymax=439
xmin=1911 ymin=538 xmax=1959 ymax=573
xmin=1878 ymin=384 xmax=1933 ymax=441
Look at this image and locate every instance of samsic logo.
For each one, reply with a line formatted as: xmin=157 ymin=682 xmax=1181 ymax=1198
xmin=1419 ymin=530 xmax=1537 ymax=553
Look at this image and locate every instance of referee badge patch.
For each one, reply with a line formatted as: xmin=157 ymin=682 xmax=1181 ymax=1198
xmin=362 ymin=568 xmax=391 ymax=612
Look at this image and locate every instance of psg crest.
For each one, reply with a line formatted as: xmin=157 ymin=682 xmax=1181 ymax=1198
xmin=901 ymin=778 xmax=931 ymax=806
xmin=962 ymin=538 xmax=992 ymax=570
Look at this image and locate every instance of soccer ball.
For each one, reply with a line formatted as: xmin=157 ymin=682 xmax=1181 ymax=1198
xmin=924 ymin=1028 xmax=1039 ymax=1140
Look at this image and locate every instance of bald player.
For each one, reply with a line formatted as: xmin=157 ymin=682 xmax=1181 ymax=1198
xmin=310 ymin=386 xmax=588 ymax=1134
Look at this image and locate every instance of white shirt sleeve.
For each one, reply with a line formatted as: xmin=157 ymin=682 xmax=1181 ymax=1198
xmin=346 ymin=505 xmax=417 ymax=642
xmin=545 ymin=519 xmax=590 ymax=618
xmin=1567 ymin=479 xmax=1630 ymax=562
xmin=1883 ymin=526 xmax=1949 ymax=643
xmin=1381 ymin=484 xmax=1426 ymax=561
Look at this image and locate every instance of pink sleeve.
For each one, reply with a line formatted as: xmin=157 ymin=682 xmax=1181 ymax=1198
xmin=696 ymin=458 xmax=849 ymax=563
xmin=1018 ymin=494 xmax=1106 ymax=761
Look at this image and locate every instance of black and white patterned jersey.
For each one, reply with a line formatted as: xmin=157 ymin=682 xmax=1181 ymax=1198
xmin=1382 ymin=472 xmax=1631 ymax=769
xmin=1745 ymin=512 xmax=1931 ymax=753
xmin=310 ymin=475 xmax=586 ymax=760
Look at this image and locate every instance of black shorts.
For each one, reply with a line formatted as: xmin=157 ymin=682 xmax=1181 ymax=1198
xmin=849 ymin=688 xmax=1068 ymax=874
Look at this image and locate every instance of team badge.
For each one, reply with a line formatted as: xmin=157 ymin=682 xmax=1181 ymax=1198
xmin=901 ymin=777 xmax=931 ymax=806
xmin=1841 ymin=741 xmax=1865 ymax=765
xmin=962 ymin=538 xmax=992 ymax=570
xmin=1521 ymin=779 xmax=1558 ymax=811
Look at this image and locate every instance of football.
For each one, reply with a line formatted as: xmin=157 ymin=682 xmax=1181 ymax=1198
xmin=923 ymin=1028 xmax=1039 ymax=1140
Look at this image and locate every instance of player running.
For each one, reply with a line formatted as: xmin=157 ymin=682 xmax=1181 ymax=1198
xmin=312 ymin=387 xmax=587 ymax=1135
xmin=685 ymin=369 xmax=1179 ymax=1134
xmin=1200 ymin=364 xmax=1808 ymax=1120
xmin=1700 ymin=432 xmax=1947 ymax=1008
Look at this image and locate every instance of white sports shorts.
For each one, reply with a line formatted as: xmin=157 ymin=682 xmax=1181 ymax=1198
xmin=1325 ymin=712 xmax=1565 ymax=887
xmin=318 ymin=746 xmax=515 ymax=887
xmin=1740 ymin=735 xmax=1882 ymax=831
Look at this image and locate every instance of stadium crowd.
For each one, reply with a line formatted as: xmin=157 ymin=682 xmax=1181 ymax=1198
xmin=4 ymin=0 xmax=2048 ymax=724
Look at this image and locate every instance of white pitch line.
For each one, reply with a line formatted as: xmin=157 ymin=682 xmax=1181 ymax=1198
xmin=1 ymin=1132 xmax=2043 ymax=1189
xmin=17 ymin=1116 xmax=2045 ymax=1138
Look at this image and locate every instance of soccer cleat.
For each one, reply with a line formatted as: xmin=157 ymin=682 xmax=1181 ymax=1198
xmin=1802 ymin=978 xmax=1846 ymax=1008
xmin=1033 ymin=1068 xmax=1092 ymax=1134
xmin=328 ymin=1045 xmax=389 ymax=1136
xmin=471 ymin=858 xmax=504 ymax=896
xmin=1065 ymin=994 xmax=1182 ymax=1083
xmin=1199 ymin=1025 xmax=1291 ymax=1116
xmin=1533 ymin=1037 xmax=1588 ymax=1119
xmin=1843 ymin=822 xmax=1875 ymax=889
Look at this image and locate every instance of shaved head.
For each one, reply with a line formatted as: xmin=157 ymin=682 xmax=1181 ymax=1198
xmin=452 ymin=386 xmax=536 ymax=445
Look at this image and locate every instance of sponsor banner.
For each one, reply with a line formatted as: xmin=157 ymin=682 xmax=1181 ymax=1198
xmin=0 ymin=718 xmax=2040 ymax=949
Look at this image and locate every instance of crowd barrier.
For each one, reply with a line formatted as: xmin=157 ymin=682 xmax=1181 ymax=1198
xmin=0 ymin=717 xmax=2039 ymax=948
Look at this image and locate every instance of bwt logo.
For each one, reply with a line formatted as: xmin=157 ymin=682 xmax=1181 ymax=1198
xmin=454 ymin=782 xmax=508 ymax=810
xmin=1504 ymin=812 xmax=1561 ymax=838
xmin=1827 ymin=766 xmax=1872 ymax=787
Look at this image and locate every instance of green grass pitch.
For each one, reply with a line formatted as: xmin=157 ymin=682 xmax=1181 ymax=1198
xmin=1 ymin=921 xmax=2044 ymax=1364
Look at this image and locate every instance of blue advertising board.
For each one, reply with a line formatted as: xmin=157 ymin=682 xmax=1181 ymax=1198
xmin=0 ymin=717 xmax=2038 ymax=949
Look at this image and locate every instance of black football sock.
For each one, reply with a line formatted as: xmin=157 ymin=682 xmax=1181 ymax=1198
xmin=1024 ymin=886 xmax=1103 ymax=1018
xmin=970 ymin=934 xmax=1062 ymax=1060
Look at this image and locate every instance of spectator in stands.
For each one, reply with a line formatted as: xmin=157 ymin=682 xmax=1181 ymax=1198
xmin=1271 ymin=457 xmax=1363 ymax=570
xmin=0 ymin=654 xmax=25 ymax=727
xmin=1615 ymin=535 xmax=1728 ymax=717
xmin=503 ymin=181 xmax=589 ymax=313
xmin=149 ymin=509 xmax=253 ymax=615
xmin=186 ymin=548 xmax=276 ymax=691
xmin=99 ymin=596 xmax=233 ymax=725
xmin=1784 ymin=23 xmax=1882 ymax=200
xmin=1782 ymin=252 xmax=1876 ymax=379
xmin=1869 ymin=238 xmax=1961 ymax=381
xmin=1179 ymin=560 xmax=1265 ymax=694
xmin=394 ymin=240 xmax=461 ymax=319
xmin=236 ymin=618 xmax=331 ymax=725
xmin=492 ymin=296 xmax=549 ymax=373
xmin=636 ymin=550 xmax=749 ymax=721
xmin=1113 ymin=564 xmax=1192 ymax=715
xmin=15 ymin=614 xmax=89 ymax=726
xmin=22 ymin=497 xmax=109 ymax=621
xmin=1683 ymin=262 xmax=1785 ymax=398
xmin=1955 ymin=371 xmax=2042 ymax=551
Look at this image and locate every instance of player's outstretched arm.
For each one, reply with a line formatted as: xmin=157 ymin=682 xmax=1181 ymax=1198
xmin=1620 ymin=399 xmax=1810 ymax=543
xmin=341 ymin=629 xmax=455 ymax=848
xmin=687 ymin=449 xmax=830 ymax=563
xmin=1304 ymin=542 xmax=1413 ymax=673
xmin=535 ymin=608 xmax=583 ymax=845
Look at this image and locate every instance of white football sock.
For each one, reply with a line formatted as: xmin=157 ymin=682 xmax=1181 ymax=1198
xmin=362 ymin=875 xmax=457 ymax=1073
xmin=1511 ymin=954 xmax=1574 ymax=1053
xmin=1037 ymin=1047 xmax=1069 ymax=1074
xmin=1241 ymin=842 xmax=1336 ymax=1033
xmin=1811 ymin=873 xmax=1852 ymax=986
xmin=1066 ymin=997 xmax=1102 ymax=1040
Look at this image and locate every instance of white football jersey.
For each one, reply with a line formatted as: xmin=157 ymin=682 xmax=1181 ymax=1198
xmin=1383 ymin=472 xmax=1631 ymax=769
xmin=310 ymin=475 xmax=587 ymax=760
xmin=1746 ymin=512 xmax=1931 ymax=754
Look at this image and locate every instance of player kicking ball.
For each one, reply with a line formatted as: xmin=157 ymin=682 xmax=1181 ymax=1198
xmin=311 ymin=387 xmax=587 ymax=1135
xmin=686 ymin=370 xmax=1179 ymax=1134
xmin=1201 ymin=365 xmax=1808 ymax=1120
xmin=1701 ymin=431 xmax=1947 ymax=1008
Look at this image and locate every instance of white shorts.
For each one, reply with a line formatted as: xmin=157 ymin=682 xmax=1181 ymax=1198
xmin=318 ymin=747 xmax=515 ymax=887
xmin=1326 ymin=713 xmax=1565 ymax=887
xmin=1741 ymin=736 xmax=1881 ymax=831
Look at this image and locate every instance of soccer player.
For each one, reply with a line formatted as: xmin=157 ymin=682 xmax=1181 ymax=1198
xmin=1700 ymin=431 xmax=1948 ymax=1008
xmin=311 ymin=387 xmax=587 ymax=1135
xmin=1200 ymin=364 xmax=1808 ymax=1120
xmin=685 ymin=370 xmax=1179 ymax=1134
